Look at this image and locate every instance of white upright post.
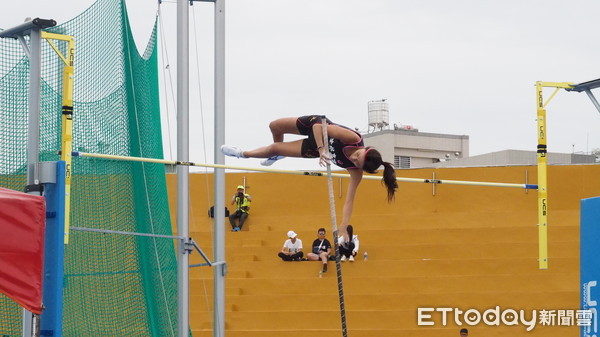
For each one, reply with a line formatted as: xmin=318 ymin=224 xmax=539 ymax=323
xmin=213 ymin=0 xmax=226 ymax=336
xmin=176 ymin=0 xmax=190 ymax=335
xmin=22 ymin=25 xmax=43 ymax=337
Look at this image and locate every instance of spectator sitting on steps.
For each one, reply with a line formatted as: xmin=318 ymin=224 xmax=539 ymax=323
xmin=278 ymin=230 xmax=304 ymax=261
xmin=307 ymin=228 xmax=332 ymax=273
xmin=229 ymin=185 xmax=251 ymax=231
xmin=337 ymin=224 xmax=359 ymax=262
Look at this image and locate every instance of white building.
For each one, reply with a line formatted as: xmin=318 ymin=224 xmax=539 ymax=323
xmin=431 ymin=149 xmax=596 ymax=168
xmin=363 ymin=129 xmax=469 ymax=169
xmin=363 ymin=131 xmax=595 ymax=169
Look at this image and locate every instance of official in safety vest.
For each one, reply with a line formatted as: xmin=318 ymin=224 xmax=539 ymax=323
xmin=229 ymin=185 xmax=251 ymax=231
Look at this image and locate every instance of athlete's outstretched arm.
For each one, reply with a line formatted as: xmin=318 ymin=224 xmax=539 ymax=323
xmin=339 ymin=168 xmax=363 ymax=239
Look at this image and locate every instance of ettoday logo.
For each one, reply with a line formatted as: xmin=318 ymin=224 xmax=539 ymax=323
xmin=417 ymin=307 xmax=592 ymax=331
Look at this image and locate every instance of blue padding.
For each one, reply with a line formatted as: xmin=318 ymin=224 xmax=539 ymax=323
xmin=581 ymin=196 xmax=600 ymax=337
xmin=525 ymin=184 xmax=538 ymax=190
xmin=40 ymin=161 xmax=66 ymax=337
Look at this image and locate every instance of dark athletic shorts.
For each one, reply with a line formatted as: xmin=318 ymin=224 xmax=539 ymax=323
xmin=296 ymin=115 xmax=332 ymax=158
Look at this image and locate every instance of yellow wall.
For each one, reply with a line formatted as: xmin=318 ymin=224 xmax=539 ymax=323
xmin=167 ymin=164 xmax=600 ymax=337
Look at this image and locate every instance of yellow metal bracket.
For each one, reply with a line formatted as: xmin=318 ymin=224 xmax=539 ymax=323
xmin=538 ymin=81 xmax=575 ymax=107
xmin=42 ymin=31 xmax=75 ymax=245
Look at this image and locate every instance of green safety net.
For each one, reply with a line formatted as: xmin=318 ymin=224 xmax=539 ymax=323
xmin=0 ymin=0 xmax=181 ymax=335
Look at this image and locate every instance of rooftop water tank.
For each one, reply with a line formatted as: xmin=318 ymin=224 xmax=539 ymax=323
xmin=368 ymin=99 xmax=389 ymax=132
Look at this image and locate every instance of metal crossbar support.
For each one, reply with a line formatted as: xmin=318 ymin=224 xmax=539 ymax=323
xmin=190 ymin=261 xmax=226 ymax=268
xmin=321 ymin=117 xmax=349 ymax=337
xmin=70 ymin=226 xmax=186 ymax=240
xmin=566 ymin=78 xmax=600 ymax=114
xmin=191 ymin=240 xmax=214 ymax=266
xmin=189 ymin=240 xmax=227 ymax=270
xmin=568 ymin=78 xmax=600 ymax=91
xmin=69 ymin=228 xmax=224 ymax=271
xmin=72 ymin=151 xmax=538 ymax=190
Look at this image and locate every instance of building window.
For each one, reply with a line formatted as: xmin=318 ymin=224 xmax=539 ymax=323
xmin=394 ymin=156 xmax=410 ymax=169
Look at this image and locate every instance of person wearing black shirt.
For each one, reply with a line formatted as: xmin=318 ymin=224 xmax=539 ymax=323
xmin=306 ymin=228 xmax=332 ymax=273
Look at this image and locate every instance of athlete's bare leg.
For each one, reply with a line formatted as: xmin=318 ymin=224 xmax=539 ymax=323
xmin=268 ymin=117 xmax=301 ymax=143
xmin=243 ymin=139 xmax=304 ymax=158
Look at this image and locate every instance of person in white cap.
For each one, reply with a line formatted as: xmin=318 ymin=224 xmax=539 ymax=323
xmin=229 ymin=185 xmax=251 ymax=231
xmin=278 ymin=230 xmax=304 ymax=261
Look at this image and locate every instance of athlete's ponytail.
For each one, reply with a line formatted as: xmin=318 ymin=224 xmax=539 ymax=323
xmin=362 ymin=148 xmax=398 ymax=202
xmin=381 ymin=161 xmax=398 ymax=202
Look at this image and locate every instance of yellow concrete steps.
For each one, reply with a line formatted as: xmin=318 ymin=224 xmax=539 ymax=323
xmin=189 ymin=326 xmax=576 ymax=337
xmin=189 ymin=309 xmax=578 ymax=335
xmin=190 ymin=310 xmax=424 ymax=330
xmin=190 ymin=273 xmax=577 ymax=296
xmin=164 ymin=165 xmax=600 ymax=337
xmin=189 ymin=225 xmax=579 ymax=245
xmin=189 ymin=291 xmax=577 ymax=312
xmin=187 ymin=242 xmax=578 ymax=262
xmin=189 ymin=257 xmax=578 ymax=281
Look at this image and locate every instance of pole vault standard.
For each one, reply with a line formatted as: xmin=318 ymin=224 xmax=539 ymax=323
xmin=535 ymin=81 xmax=572 ymax=270
xmin=71 ymin=151 xmax=538 ymax=189
xmin=535 ymin=78 xmax=600 ymax=270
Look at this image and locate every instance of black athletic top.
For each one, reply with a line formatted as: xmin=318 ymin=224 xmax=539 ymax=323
xmin=311 ymin=238 xmax=332 ymax=255
xmin=328 ymin=132 xmax=364 ymax=169
xmin=296 ymin=115 xmax=364 ymax=169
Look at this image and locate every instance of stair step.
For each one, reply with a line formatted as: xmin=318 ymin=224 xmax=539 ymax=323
xmin=190 ymin=326 xmax=576 ymax=337
xmin=189 ymin=290 xmax=577 ymax=312
xmin=190 ymin=272 xmax=577 ymax=296
xmin=189 ymin=257 xmax=577 ymax=280
xmin=242 ymin=239 xmax=263 ymax=247
xmin=187 ymin=242 xmax=578 ymax=261
xmin=189 ymin=225 xmax=579 ymax=245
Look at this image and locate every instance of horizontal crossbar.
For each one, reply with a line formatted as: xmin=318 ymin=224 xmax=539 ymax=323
xmin=72 ymin=151 xmax=537 ymax=190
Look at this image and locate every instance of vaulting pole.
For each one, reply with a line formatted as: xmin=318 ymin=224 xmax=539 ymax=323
xmin=320 ymin=117 xmax=348 ymax=337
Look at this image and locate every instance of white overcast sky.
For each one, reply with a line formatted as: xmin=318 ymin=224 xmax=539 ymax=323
xmin=2 ymin=0 xmax=600 ymax=172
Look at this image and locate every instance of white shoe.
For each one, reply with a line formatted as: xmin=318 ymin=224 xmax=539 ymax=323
xmin=340 ymin=255 xmax=346 ymax=262
xmin=221 ymin=145 xmax=245 ymax=158
xmin=349 ymin=255 xmax=354 ymax=262
xmin=260 ymin=155 xmax=285 ymax=166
